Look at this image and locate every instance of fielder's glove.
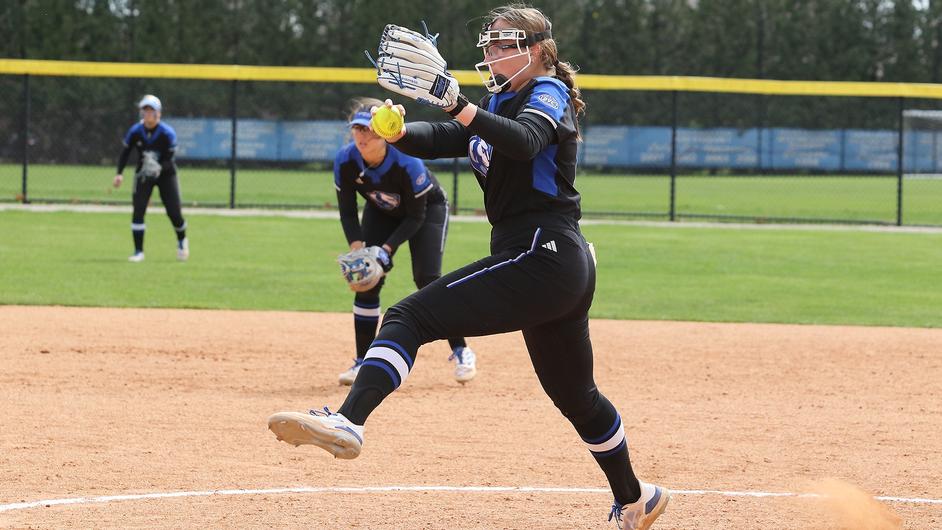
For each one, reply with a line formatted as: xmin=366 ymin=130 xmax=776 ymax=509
xmin=138 ymin=151 xmax=162 ymax=179
xmin=337 ymin=246 xmax=393 ymax=292
xmin=369 ymin=23 xmax=461 ymax=109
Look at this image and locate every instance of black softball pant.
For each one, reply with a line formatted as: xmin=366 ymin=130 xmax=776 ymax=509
xmin=345 ymin=222 xmax=640 ymax=505
xmin=384 ymin=224 xmax=599 ymax=421
xmin=132 ymin=171 xmax=186 ymax=229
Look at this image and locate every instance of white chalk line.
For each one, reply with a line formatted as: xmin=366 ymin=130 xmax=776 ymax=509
xmin=1 ymin=485 xmax=940 ymax=513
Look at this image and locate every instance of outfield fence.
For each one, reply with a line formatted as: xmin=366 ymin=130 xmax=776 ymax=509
xmin=2 ymin=59 xmax=942 ymax=225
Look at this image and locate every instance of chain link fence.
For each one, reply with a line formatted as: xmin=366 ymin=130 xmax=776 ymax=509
xmin=2 ymin=64 xmax=941 ymax=226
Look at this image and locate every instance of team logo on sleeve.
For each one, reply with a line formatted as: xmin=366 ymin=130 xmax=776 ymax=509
xmin=536 ymin=93 xmax=560 ymax=110
xmin=416 ymin=173 xmax=427 ymax=186
xmin=468 ymin=135 xmax=493 ymax=176
xmin=368 ymin=190 xmax=401 ymax=210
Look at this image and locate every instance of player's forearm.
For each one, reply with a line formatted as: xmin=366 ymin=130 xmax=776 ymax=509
xmin=385 ymin=214 xmax=424 ymax=250
xmin=396 ymin=121 xmax=470 ymax=159
xmin=116 ymin=145 xmax=132 ymax=174
xmin=340 ymin=212 xmax=363 ymax=244
xmin=160 ymin=149 xmax=177 ymax=173
xmin=337 ymin=191 xmax=363 ymax=243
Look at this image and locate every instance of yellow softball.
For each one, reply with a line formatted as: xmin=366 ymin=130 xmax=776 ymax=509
xmin=371 ymin=105 xmax=404 ymax=139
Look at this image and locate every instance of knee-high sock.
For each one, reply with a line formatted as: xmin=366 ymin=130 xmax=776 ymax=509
xmin=131 ymin=223 xmax=145 ymax=253
xmin=338 ymin=322 xmax=418 ymax=425
xmin=570 ymin=393 xmax=641 ymax=506
xmin=174 ymin=220 xmax=187 ymax=244
xmin=353 ymin=296 xmax=381 ymax=358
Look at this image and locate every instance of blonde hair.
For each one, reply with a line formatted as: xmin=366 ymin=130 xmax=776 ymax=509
xmin=484 ymin=4 xmax=585 ymax=117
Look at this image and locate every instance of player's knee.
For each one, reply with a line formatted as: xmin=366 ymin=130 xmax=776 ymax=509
xmin=380 ymin=304 xmax=426 ymax=341
xmin=360 ymin=277 xmax=385 ymax=296
xmin=413 ymin=273 xmax=440 ymax=289
xmin=355 ymin=291 xmax=380 ymax=305
xmin=553 ymin=387 xmax=602 ymax=425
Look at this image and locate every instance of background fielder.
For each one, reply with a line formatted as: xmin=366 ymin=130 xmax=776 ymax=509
xmin=333 ymin=97 xmax=476 ymax=385
xmin=113 ymin=94 xmax=189 ymax=262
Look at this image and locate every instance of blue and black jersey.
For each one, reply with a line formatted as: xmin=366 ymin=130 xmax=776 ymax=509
xmin=394 ymin=76 xmax=580 ymax=232
xmin=116 ymin=121 xmax=178 ymax=176
xmin=475 ymin=76 xmax=580 ymax=227
xmin=334 ymin=143 xmax=446 ymax=251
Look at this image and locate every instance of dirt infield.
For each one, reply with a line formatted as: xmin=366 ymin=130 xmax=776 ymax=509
xmin=1 ymin=305 xmax=939 ymax=529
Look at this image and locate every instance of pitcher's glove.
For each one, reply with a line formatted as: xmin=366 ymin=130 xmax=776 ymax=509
xmin=337 ymin=246 xmax=393 ymax=292
xmin=369 ymin=23 xmax=461 ymax=109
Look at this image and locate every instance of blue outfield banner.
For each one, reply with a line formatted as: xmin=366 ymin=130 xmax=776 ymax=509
xmin=172 ymin=118 xmax=232 ymax=159
xmin=168 ymin=116 xmax=942 ymax=173
xmin=280 ymin=121 xmax=350 ymax=161
xmin=171 ymin=117 xmax=350 ymax=161
xmin=903 ymin=130 xmax=941 ymax=172
xmin=768 ymin=128 xmax=841 ymax=171
xmin=843 ymin=130 xmax=898 ymax=171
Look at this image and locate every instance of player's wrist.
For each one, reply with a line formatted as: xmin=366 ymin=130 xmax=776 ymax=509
xmin=446 ymin=94 xmax=470 ymax=117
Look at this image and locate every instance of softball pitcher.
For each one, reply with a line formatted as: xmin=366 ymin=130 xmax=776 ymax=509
xmin=270 ymin=6 xmax=667 ymax=529
xmin=333 ymin=97 xmax=476 ymax=385
xmin=113 ymin=95 xmax=188 ymax=262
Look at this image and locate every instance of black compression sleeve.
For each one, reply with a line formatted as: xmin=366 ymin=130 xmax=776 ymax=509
xmin=116 ymin=145 xmax=132 ymax=174
xmin=394 ymin=120 xmax=470 ymax=159
xmin=383 ymin=193 xmax=427 ymax=251
xmin=465 ymin=110 xmax=556 ymax=161
xmin=161 ymin=148 xmax=176 ymax=173
xmin=337 ymin=188 xmax=363 ymax=244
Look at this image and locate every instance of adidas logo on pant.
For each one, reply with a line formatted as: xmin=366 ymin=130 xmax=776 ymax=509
xmin=541 ymin=240 xmax=557 ymax=252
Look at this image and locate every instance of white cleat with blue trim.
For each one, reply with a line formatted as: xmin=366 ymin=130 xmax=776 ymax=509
xmin=268 ymin=407 xmax=364 ymax=459
xmin=338 ymin=358 xmax=363 ymax=386
xmin=177 ymin=237 xmax=189 ymax=261
xmin=608 ymin=481 xmax=670 ymax=530
xmin=449 ymin=346 xmax=477 ymax=383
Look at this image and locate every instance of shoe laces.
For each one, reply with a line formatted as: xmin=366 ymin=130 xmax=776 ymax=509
xmin=608 ymin=501 xmax=640 ymax=529
xmin=449 ymin=348 xmax=473 ymax=366
xmin=609 ymin=503 xmax=625 ymax=529
xmin=348 ymin=358 xmax=364 ymax=370
xmin=308 ymin=406 xmax=337 ymax=418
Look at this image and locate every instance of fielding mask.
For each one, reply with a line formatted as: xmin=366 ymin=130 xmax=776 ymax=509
xmin=474 ymin=26 xmax=551 ymax=93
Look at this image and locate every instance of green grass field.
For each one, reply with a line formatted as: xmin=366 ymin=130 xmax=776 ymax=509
xmin=1 ymin=209 xmax=940 ymax=327
xmin=2 ymin=163 xmax=942 ymax=225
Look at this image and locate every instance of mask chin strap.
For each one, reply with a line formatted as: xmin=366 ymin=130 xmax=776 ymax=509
xmin=474 ymin=28 xmax=552 ymax=94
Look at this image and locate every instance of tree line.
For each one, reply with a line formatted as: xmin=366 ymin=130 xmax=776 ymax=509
xmin=3 ymin=0 xmax=942 ymax=164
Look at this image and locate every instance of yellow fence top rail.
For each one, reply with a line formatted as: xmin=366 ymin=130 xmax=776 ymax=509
xmin=5 ymin=58 xmax=942 ymax=99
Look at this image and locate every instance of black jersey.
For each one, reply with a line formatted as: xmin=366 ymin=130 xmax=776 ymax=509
xmin=116 ymin=121 xmax=178 ymax=175
xmin=334 ymin=142 xmax=446 ymax=250
xmin=469 ymin=76 xmax=581 ymax=227
xmin=394 ymin=76 xmax=581 ymax=232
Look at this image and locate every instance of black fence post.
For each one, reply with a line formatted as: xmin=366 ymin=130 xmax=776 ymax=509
xmin=896 ymin=96 xmax=904 ymax=226
xmin=451 ymin=157 xmax=459 ymax=214
xmin=21 ymin=74 xmax=30 ymax=204
xmin=229 ymin=79 xmax=237 ymax=209
xmin=669 ymin=90 xmax=677 ymax=222
xmin=757 ymin=95 xmax=765 ymax=173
